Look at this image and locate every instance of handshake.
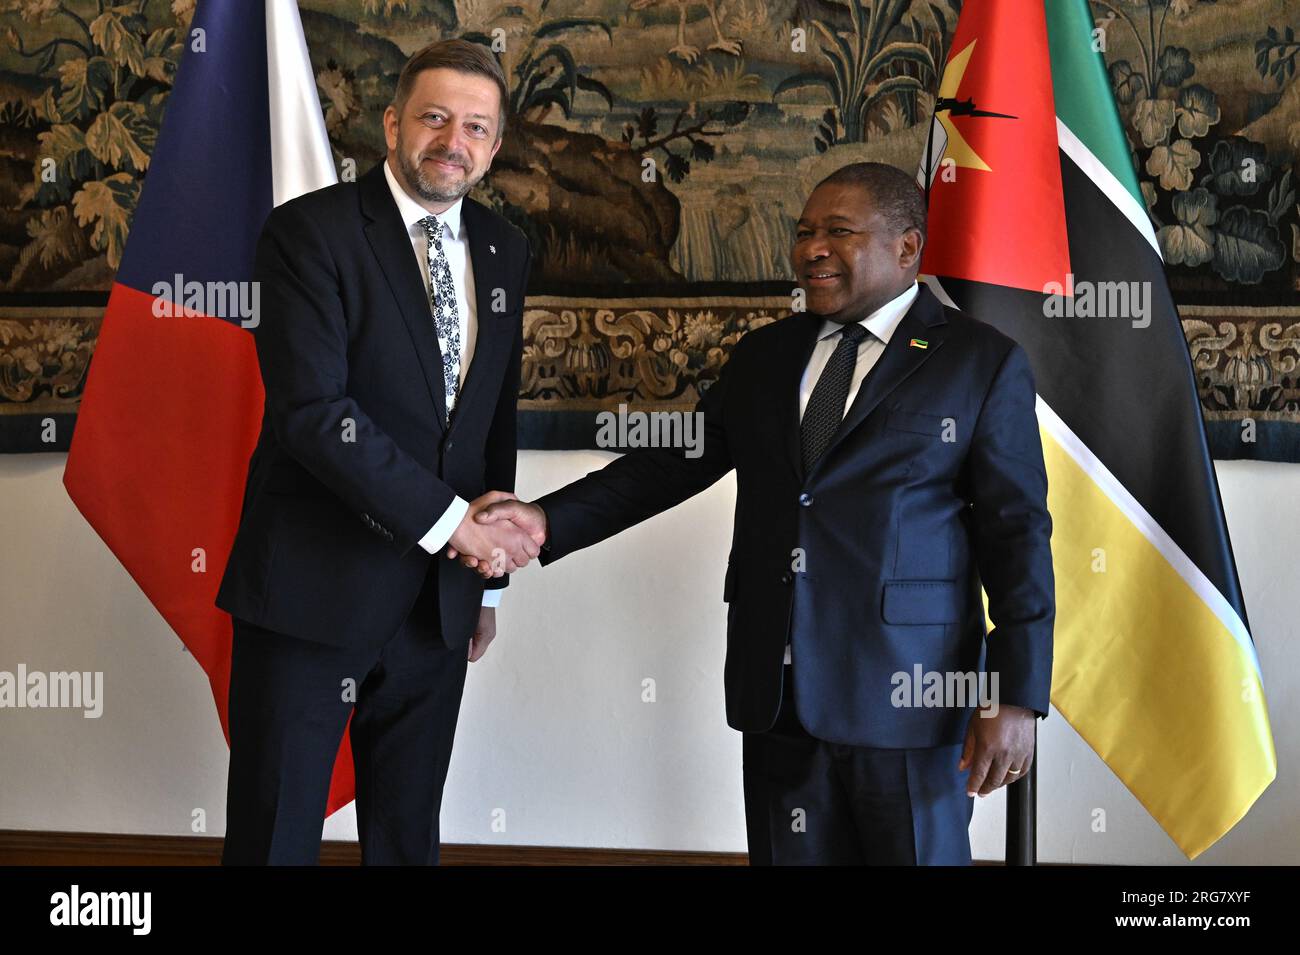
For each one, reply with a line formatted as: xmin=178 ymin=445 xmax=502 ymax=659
xmin=445 ymin=491 xmax=548 ymax=578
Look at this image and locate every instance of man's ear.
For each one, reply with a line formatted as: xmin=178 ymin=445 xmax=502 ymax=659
xmin=382 ymin=104 xmax=398 ymax=152
xmin=899 ymin=228 xmax=924 ymax=270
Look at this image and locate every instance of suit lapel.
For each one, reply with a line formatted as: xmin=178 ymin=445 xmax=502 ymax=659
xmin=449 ymin=199 xmax=513 ymax=436
xmin=806 ymin=284 xmax=949 ymax=479
xmin=360 ymin=161 xmax=448 ymax=428
xmin=777 ymin=314 xmax=827 ymax=480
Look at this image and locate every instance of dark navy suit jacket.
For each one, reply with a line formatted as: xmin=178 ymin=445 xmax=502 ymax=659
xmin=216 ymin=161 xmax=530 ymax=652
xmin=537 ymin=283 xmax=1054 ymax=748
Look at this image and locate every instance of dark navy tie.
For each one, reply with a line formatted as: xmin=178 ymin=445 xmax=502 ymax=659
xmin=800 ymin=322 xmax=869 ymax=474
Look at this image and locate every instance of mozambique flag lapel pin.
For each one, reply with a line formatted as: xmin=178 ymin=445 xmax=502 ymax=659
xmin=909 ymin=338 xmax=929 ymax=350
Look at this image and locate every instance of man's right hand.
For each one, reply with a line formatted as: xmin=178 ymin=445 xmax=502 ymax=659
xmin=447 ymin=499 xmax=548 ymax=579
xmin=447 ymin=492 xmax=541 ymax=577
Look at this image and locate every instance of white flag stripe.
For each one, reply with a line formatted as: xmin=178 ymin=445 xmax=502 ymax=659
xmin=920 ymin=274 xmax=957 ymax=308
xmin=1055 ymin=117 xmax=1160 ymax=256
xmin=266 ymin=0 xmax=336 ymax=207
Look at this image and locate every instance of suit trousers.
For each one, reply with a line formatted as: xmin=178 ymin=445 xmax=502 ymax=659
xmin=221 ymin=577 xmax=468 ymax=865
xmin=742 ymin=666 xmax=974 ymax=865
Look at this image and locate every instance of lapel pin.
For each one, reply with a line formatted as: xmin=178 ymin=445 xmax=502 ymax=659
xmin=489 ymin=244 xmax=496 ymax=254
xmin=909 ymin=338 xmax=929 ymax=349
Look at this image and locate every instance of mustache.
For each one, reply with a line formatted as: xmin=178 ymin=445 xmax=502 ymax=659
xmin=422 ymin=153 xmax=467 ymax=169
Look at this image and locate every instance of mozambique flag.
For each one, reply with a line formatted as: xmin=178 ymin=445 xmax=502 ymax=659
xmin=62 ymin=3 xmax=356 ymax=813
xmin=919 ymin=0 xmax=1275 ymax=858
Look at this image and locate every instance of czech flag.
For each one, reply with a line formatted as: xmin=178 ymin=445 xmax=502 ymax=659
xmin=62 ymin=2 xmax=357 ymax=814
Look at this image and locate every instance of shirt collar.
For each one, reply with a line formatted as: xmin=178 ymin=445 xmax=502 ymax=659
xmin=383 ymin=156 xmax=464 ymax=241
xmin=818 ymin=281 xmax=919 ymax=345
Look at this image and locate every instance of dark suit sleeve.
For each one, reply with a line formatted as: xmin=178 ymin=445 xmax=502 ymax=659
xmin=535 ymin=333 xmax=743 ymax=563
xmin=481 ymin=240 xmax=530 ymax=593
xmin=252 ymin=201 xmax=458 ymax=556
xmin=966 ymin=343 xmax=1055 ymax=719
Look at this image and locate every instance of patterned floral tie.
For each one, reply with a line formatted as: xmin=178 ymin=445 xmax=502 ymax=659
xmin=417 ymin=214 xmax=461 ymax=422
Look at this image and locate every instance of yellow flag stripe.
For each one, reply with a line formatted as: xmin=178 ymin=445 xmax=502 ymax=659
xmin=1040 ymin=424 xmax=1276 ymax=859
xmin=1037 ymin=399 xmax=1260 ymax=677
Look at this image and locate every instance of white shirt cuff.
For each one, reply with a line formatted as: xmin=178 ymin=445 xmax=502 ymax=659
xmin=418 ymin=496 xmax=470 ymax=555
xmin=480 ymin=588 xmax=503 ymax=608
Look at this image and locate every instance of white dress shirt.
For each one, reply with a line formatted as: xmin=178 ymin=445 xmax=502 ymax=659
xmin=382 ymin=158 xmax=500 ymax=608
xmin=785 ymin=280 xmax=920 ymax=663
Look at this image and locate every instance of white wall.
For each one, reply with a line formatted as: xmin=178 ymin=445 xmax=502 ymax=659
xmin=1 ymin=451 xmax=1295 ymax=863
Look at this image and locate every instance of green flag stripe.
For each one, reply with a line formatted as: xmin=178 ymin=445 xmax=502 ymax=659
xmin=1046 ymin=0 xmax=1144 ymax=208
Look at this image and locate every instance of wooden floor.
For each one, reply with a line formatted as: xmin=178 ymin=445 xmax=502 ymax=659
xmin=0 ymin=829 xmax=748 ymax=866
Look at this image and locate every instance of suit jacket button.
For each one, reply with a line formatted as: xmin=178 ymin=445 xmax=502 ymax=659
xmin=799 ymin=493 xmax=813 ymax=507
xmin=781 ymin=572 xmax=793 ymax=584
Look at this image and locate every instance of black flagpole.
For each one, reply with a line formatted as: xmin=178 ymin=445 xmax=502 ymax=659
xmin=1005 ymin=726 xmax=1037 ymax=865
xmin=921 ymin=95 xmax=1033 ymax=865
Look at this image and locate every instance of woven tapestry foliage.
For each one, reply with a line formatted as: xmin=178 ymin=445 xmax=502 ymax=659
xmin=0 ymin=0 xmax=1296 ymax=458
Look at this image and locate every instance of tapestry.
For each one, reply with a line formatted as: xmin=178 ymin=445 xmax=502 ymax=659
xmin=1 ymin=0 xmax=1296 ymax=459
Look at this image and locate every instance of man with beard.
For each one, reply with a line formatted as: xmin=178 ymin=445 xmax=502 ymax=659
xmin=217 ymin=39 xmax=537 ymax=864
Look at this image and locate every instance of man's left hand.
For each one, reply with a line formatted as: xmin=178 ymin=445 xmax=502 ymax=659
xmin=958 ymin=703 xmax=1036 ymax=796
xmin=469 ymin=607 xmax=496 ymax=663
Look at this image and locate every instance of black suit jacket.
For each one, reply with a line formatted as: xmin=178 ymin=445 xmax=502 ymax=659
xmin=216 ymin=160 xmax=530 ymax=652
xmin=537 ymin=284 xmax=1054 ymax=748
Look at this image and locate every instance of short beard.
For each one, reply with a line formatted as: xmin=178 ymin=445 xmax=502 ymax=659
xmin=395 ymin=132 xmax=480 ymax=204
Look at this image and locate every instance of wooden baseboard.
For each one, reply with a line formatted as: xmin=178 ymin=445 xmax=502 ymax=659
xmin=0 ymin=829 xmax=748 ymax=866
